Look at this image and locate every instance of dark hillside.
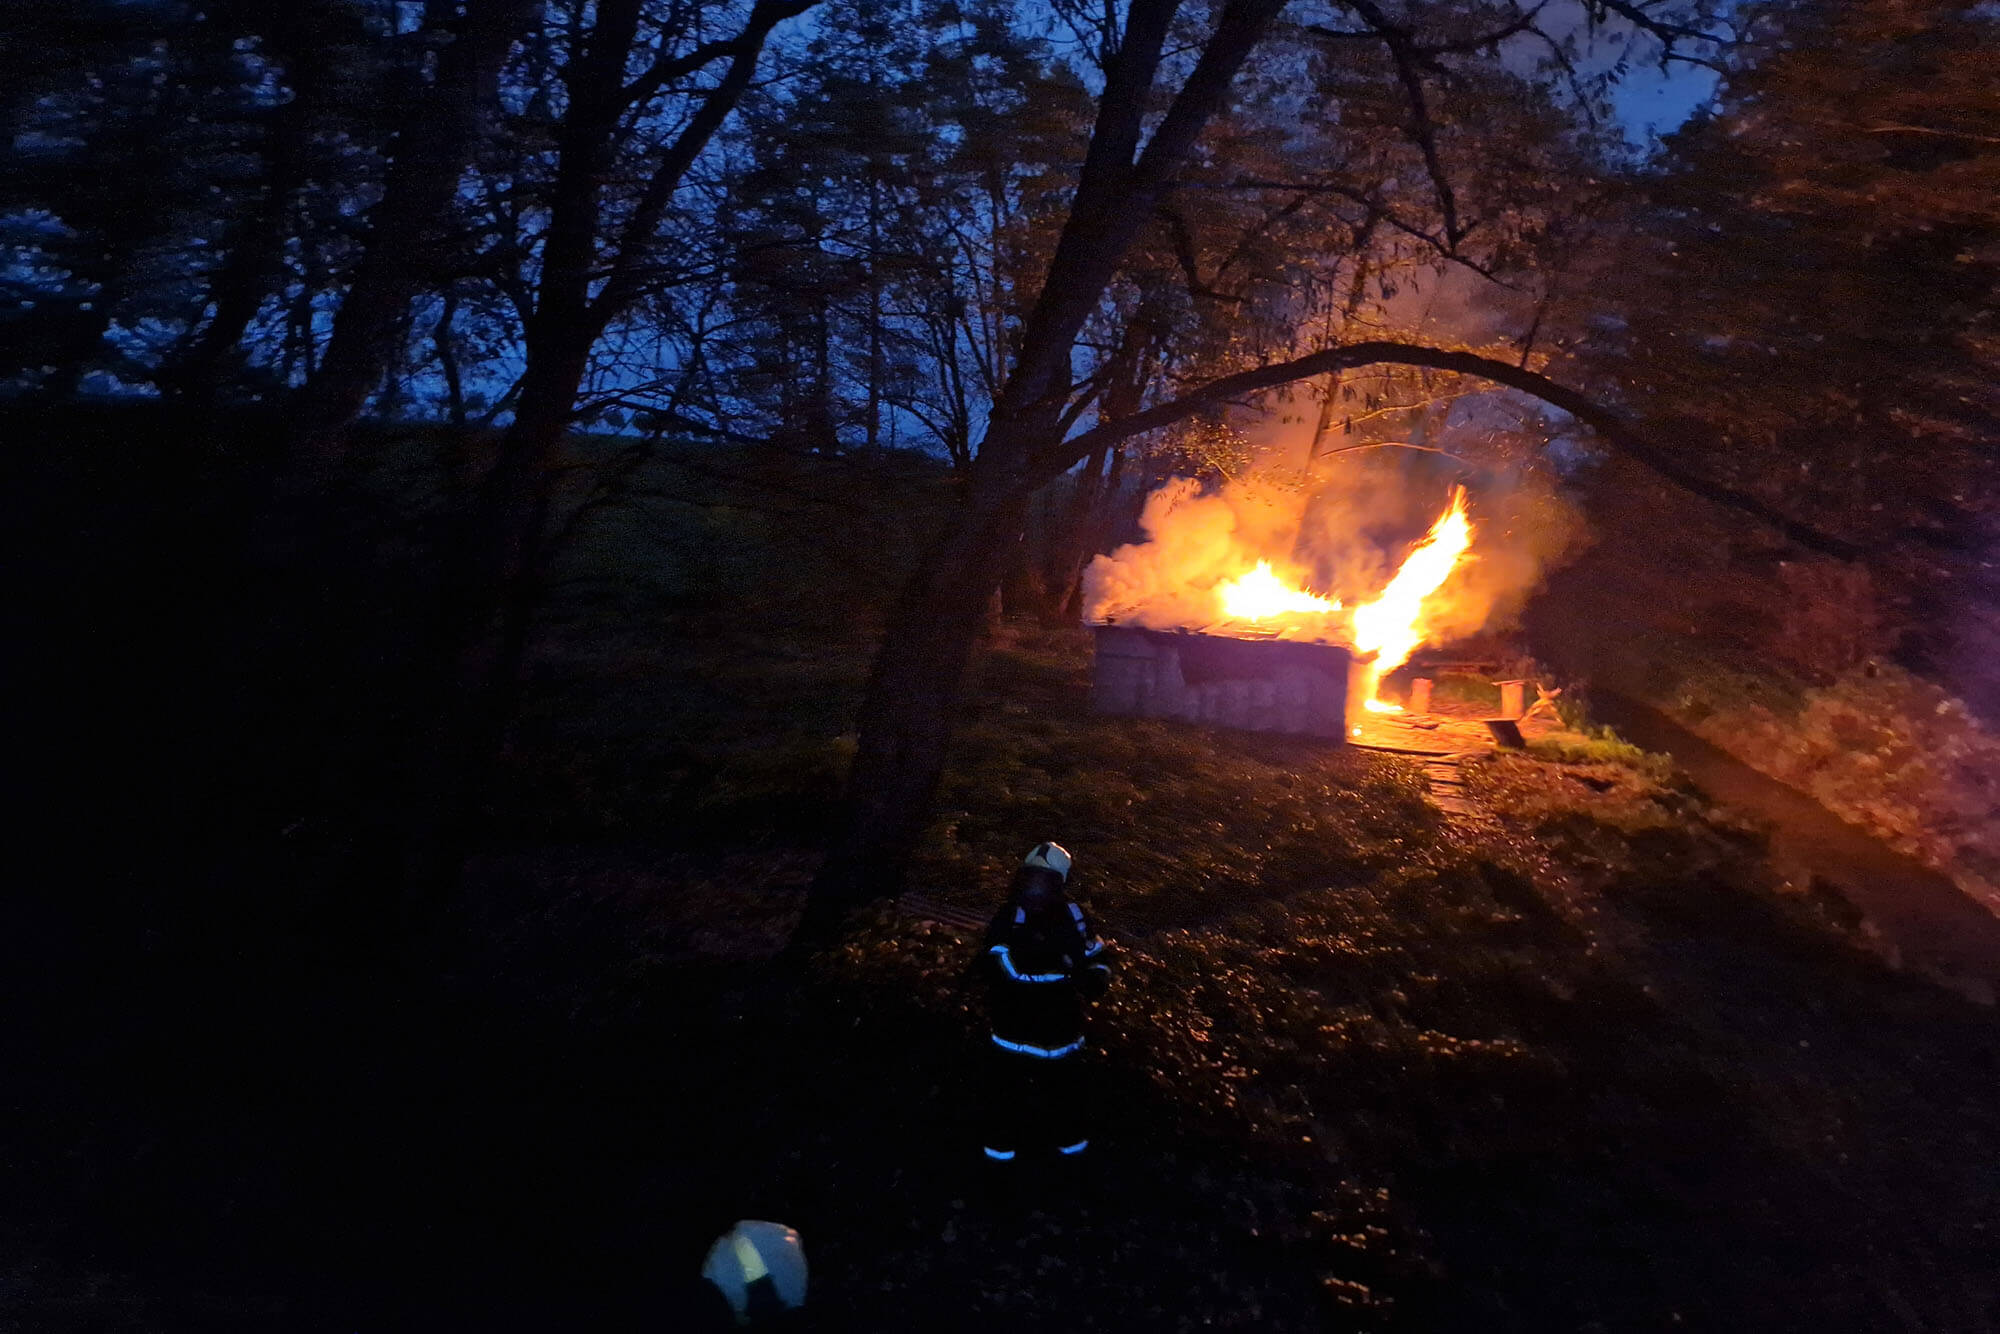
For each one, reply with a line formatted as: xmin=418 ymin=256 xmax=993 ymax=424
xmin=1529 ymin=454 xmax=2000 ymax=921
xmin=5 ymin=408 xmax=1998 ymax=1331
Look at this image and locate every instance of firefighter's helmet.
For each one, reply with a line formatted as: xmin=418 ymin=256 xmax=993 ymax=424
xmin=700 ymin=1219 xmax=807 ymax=1326
xmin=1021 ymin=841 xmax=1072 ymax=882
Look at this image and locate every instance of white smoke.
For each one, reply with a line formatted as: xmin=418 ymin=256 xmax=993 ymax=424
xmin=1082 ymin=407 xmax=1585 ymax=648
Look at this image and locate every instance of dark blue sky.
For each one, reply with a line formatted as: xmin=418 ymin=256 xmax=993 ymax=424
xmin=1612 ymin=61 xmax=1720 ymax=142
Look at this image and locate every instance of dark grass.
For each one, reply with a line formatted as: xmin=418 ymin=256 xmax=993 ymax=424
xmin=6 ymin=410 xmax=2000 ymax=1331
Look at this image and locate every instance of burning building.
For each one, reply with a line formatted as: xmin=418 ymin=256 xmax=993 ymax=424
xmin=1090 ymin=626 xmax=1355 ymax=739
xmin=1085 ymin=478 xmax=1477 ymax=739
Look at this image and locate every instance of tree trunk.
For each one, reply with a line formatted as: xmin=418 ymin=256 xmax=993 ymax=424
xmin=441 ymin=0 xmax=811 ymax=702
xmin=156 ymin=172 xmax=297 ymax=404
xmin=797 ymin=438 xmax=1036 ymax=940
xmin=395 ymin=345 xmax=585 ymax=905
xmin=797 ymin=0 xmax=1287 ymax=941
xmin=393 ymin=142 xmax=605 ymax=905
xmin=435 ymin=290 xmax=467 ymax=426
xmin=1041 ymin=443 xmax=1109 ymax=619
xmin=1059 ymin=444 xmax=1127 ymax=622
xmin=865 ymin=176 xmax=884 ymax=451
xmin=383 ymin=0 xmax=619 ymax=901
xmin=810 ymin=295 xmax=838 ymax=454
xmin=1043 ymin=323 xmax=1151 ymax=617
xmin=999 ymin=518 xmax=1053 ymax=620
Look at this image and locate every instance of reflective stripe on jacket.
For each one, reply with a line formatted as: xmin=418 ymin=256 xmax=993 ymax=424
xmin=981 ymin=899 xmax=1110 ymax=1051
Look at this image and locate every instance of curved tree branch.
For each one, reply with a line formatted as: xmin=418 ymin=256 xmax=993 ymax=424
xmin=1315 ymin=439 xmax=1476 ymax=465
xmin=1861 ymin=123 xmax=2000 ymax=146
xmin=1589 ymin=0 xmax=1730 ymax=53
xmin=1307 ymin=1 xmax=1547 ymax=62
xmin=1033 ymin=341 xmax=1863 ymax=560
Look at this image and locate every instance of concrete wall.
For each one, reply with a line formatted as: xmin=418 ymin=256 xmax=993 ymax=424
xmin=1090 ymin=626 xmax=1351 ymax=740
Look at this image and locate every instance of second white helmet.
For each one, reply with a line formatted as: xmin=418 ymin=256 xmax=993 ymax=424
xmin=1021 ymin=841 xmax=1073 ymax=882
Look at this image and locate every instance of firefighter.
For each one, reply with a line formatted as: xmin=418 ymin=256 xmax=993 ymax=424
xmin=977 ymin=841 xmax=1111 ymax=1165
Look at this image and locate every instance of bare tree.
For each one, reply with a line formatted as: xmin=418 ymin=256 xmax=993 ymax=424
xmin=462 ymin=0 xmax=818 ymax=698
xmin=290 ymin=0 xmax=543 ymax=470
xmin=404 ymin=0 xmax=818 ymax=900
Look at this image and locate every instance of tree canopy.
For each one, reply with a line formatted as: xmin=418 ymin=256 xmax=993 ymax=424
xmin=6 ymin=0 xmax=1990 ymax=901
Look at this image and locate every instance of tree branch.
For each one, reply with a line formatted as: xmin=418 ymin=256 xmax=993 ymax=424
xmin=1006 ymin=0 xmax=1287 ymax=415
xmin=1155 ymin=203 xmax=1251 ymax=304
xmin=1587 ymin=0 xmax=1730 ymax=69
xmin=621 ymin=33 xmax=757 ymax=110
xmin=1314 ymin=439 xmax=1475 ymax=465
xmin=1862 ymin=123 xmax=2000 ymax=146
xmin=1342 ymin=0 xmax=1465 ymax=249
xmin=591 ymin=0 xmax=819 ymax=323
xmin=1590 ymin=0 xmax=1725 ymax=46
xmin=1207 ymin=175 xmax=1517 ymax=284
xmin=1307 ymin=1 xmax=1547 ymax=61
xmin=1035 ymin=341 xmax=1864 ymax=559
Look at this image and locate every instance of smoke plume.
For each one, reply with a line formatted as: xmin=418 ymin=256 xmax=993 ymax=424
xmin=1082 ymin=409 xmax=1585 ymax=651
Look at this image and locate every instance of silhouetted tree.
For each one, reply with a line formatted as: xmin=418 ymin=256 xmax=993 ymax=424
xmin=1563 ymin=0 xmax=1999 ymax=704
xmin=401 ymin=0 xmax=818 ymax=900
xmin=0 ymin=2 xmax=388 ymax=396
xmin=290 ymin=0 xmax=542 ymax=467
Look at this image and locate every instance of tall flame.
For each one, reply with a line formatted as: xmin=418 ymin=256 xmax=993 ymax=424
xmin=1216 ymin=560 xmax=1340 ymax=622
xmin=1352 ymin=487 xmax=1473 ymax=710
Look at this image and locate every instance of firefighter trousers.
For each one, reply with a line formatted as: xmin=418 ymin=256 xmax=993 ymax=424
xmin=980 ymin=1039 xmax=1090 ymax=1160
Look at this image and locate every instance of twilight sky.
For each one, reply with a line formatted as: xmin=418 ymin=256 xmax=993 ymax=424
xmin=1611 ymin=59 xmax=1722 ymax=142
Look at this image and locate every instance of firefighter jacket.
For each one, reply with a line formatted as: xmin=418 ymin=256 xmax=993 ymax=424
xmin=980 ymin=898 xmax=1110 ymax=1058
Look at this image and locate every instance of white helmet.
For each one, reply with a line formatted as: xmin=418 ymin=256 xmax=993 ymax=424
xmin=1021 ymin=841 xmax=1073 ymax=882
xmin=701 ymin=1219 xmax=807 ymax=1326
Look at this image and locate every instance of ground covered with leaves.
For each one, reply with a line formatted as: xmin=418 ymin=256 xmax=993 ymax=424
xmin=8 ymin=425 xmax=1999 ymax=1331
xmin=796 ymin=629 xmax=2000 ymax=1331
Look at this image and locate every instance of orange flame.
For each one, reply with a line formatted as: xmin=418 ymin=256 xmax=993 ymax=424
xmin=1216 ymin=560 xmax=1341 ymax=622
xmin=1351 ymin=487 xmax=1473 ymax=710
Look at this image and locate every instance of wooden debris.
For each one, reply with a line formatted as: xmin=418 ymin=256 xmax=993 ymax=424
xmin=898 ymin=891 xmax=991 ymax=933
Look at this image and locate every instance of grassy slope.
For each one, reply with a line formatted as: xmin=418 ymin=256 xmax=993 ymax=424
xmin=812 ymin=631 xmax=2000 ymax=1331
xmin=8 ymin=423 xmax=1999 ymax=1331
xmin=1529 ymin=454 xmax=2000 ymax=917
xmin=480 ymin=444 xmax=1998 ymax=1331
